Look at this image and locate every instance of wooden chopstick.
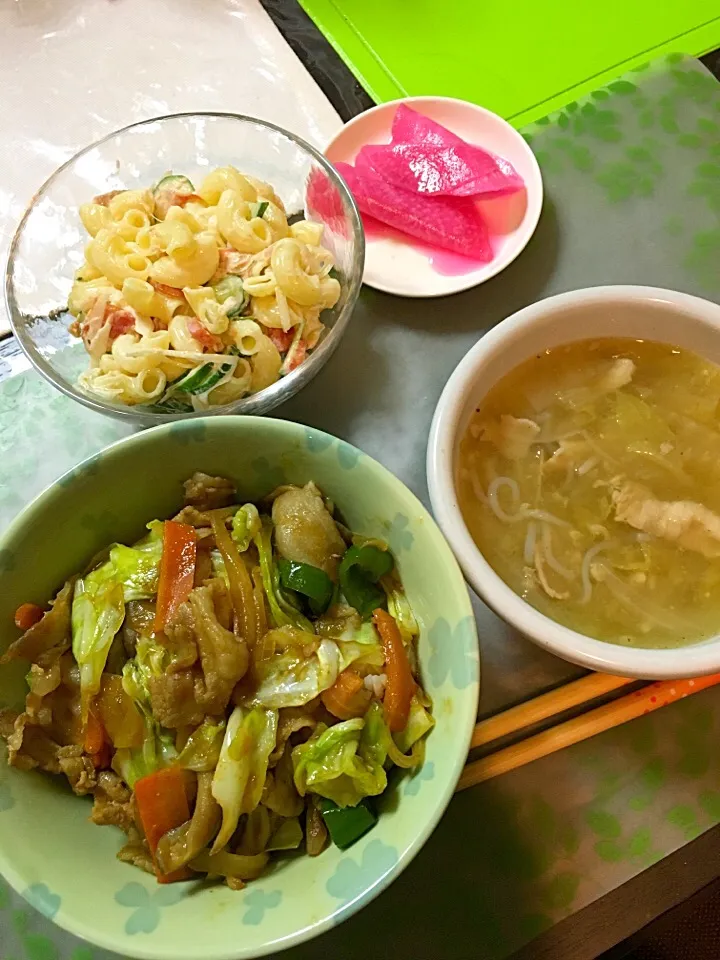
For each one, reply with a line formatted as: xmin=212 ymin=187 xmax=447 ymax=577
xmin=458 ymin=672 xmax=720 ymax=792
xmin=470 ymin=672 xmax=633 ymax=749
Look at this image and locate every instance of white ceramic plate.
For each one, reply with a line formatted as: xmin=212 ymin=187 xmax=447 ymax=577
xmin=325 ymin=96 xmax=543 ymax=298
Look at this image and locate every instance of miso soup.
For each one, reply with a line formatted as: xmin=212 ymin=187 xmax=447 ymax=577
xmin=457 ymin=338 xmax=720 ymax=648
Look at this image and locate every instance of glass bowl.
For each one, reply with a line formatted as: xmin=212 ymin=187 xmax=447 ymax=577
xmin=5 ymin=112 xmax=364 ymax=425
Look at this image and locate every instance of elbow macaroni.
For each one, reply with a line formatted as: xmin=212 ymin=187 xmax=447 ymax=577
xmin=71 ymin=166 xmax=341 ymax=410
xmin=87 ymin=230 xmax=152 ymax=286
xmin=217 ymin=190 xmax=274 ymax=254
xmin=198 ymin=166 xmax=257 ymax=205
xmin=149 ymin=230 xmax=220 ymax=287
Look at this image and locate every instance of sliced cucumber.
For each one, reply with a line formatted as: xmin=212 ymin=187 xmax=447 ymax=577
xmin=173 ymin=362 xmax=214 ymax=394
xmin=150 ymin=394 xmax=193 ymax=413
xmin=193 ymin=362 xmax=234 ymax=395
xmin=227 ymin=302 xmax=249 ymax=320
xmin=174 ymin=361 xmax=233 ymax=396
xmin=213 ymin=276 xmax=249 ymax=320
xmin=153 ymin=173 xmax=194 ymax=196
xmin=250 ymin=200 xmax=269 ymax=219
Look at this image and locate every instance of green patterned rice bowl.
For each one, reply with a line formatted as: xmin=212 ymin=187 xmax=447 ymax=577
xmin=0 ymin=417 xmax=479 ymax=959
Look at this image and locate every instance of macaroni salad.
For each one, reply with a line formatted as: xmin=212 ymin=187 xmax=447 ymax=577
xmin=68 ymin=167 xmax=342 ymax=411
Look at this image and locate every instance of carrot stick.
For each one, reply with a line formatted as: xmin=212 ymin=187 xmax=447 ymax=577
xmin=373 ymin=608 xmax=416 ymax=732
xmin=135 ymin=766 xmax=191 ymax=883
xmin=154 ymin=521 xmax=197 ymax=633
xmin=84 ymin=707 xmax=112 ymax=770
xmin=321 ymin=669 xmax=371 ymax=720
xmin=84 ymin=707 xmax=106 ymax=755
xmin=14 ymin=603 xmax=45 ymax=631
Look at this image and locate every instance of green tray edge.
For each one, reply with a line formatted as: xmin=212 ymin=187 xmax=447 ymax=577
xmin=297 ymin=1 xmax=720 ymax=127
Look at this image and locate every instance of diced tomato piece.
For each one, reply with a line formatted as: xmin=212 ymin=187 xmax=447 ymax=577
xmin=285 ymin=340 xmax=307 ymax=373
xmin=167 ymin=191 xmax=206 ymax=208
xmin=187 ymin=317 xmax=224 ymax=353
xmin=265 ymin=327 xmax=294 ymax=353
xmin=212 ymin=248 xmax=251 ymax=282
xmin=150 ymin=280 xmax=184 ymax=299
xmin=107 ymin=307 xmax=136 ymax=339
xmin=93 ymin=189 xmax=124 ymax=207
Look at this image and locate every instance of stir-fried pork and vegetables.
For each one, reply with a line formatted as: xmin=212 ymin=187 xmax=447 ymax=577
xmin=0 ymin=475 xmax=432 ymax=887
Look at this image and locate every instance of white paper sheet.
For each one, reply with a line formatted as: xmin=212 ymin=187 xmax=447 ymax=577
xmin=0 ymin=0 xmax=342 ymax=335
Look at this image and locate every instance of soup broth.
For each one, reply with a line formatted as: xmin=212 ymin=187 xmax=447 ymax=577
xmin=457 ymin=338 xmax=720 ymax=648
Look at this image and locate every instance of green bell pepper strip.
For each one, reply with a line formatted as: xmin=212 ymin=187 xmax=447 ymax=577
xmin=338 ymin=545 xmax=394 ymax=619
xmin=278 ymin=558 xmax=334 ymax=615
xmin=319 ymin=797 xmax=377 ymax=849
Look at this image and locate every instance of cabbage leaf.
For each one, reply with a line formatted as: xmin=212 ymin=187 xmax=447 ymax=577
xmin=263 ymin=749 xmax=304 ymax=817
xmin=72 ymin=574 xmax=125 ymax=721
xmin=114 ymin=636 xmax=177 ymax=788
xmin=231 ymin=503 xmax=261 ymax=553
xmin=383 ymin=583 xmax=419 ymax=646
xmin=393 ymin=696 xmax=435 ymax=754
xmin=211 ymin=705 xmax=278 ymax=853
xmin=177 ymin=718 xmax=226 ymax=772
xmin=112 ymin=724 xmax=177 ymax=789
xmin=292 ymin=711 xmax=387 ymax=808
xmin=71 ymin=522 xmax=164 ymax=719
xmin=243 ymin=636 xmax=340 ymax=709
xmin=337 ymin=622 xmax=385 ymax=673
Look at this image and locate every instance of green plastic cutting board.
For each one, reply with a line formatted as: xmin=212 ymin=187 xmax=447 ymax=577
xmin=298 ymin=0 xmax=720 ymax=125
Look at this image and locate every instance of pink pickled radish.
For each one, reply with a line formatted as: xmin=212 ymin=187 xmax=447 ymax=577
xmin=391 ymin=103 xmax=465 ymax=148
xmin=357 ymin=141 xmax=523 ymax=198
xmin=383 ymin=104 xmax=524 ymax=197
xmin=335 ymin=161 xmax=493 ymax=261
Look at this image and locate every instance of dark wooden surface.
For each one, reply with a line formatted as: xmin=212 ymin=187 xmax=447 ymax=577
xmin=258 ymin=3 xmax=720 ymax=956
xmin=512 ymin=828 xmax=720 ymax=959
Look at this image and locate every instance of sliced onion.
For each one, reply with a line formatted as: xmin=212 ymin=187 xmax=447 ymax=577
xmin=386 ymin=736 xmax=422 ymax=769
xmin=210 ymin=514 xmax=256 ymax=649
